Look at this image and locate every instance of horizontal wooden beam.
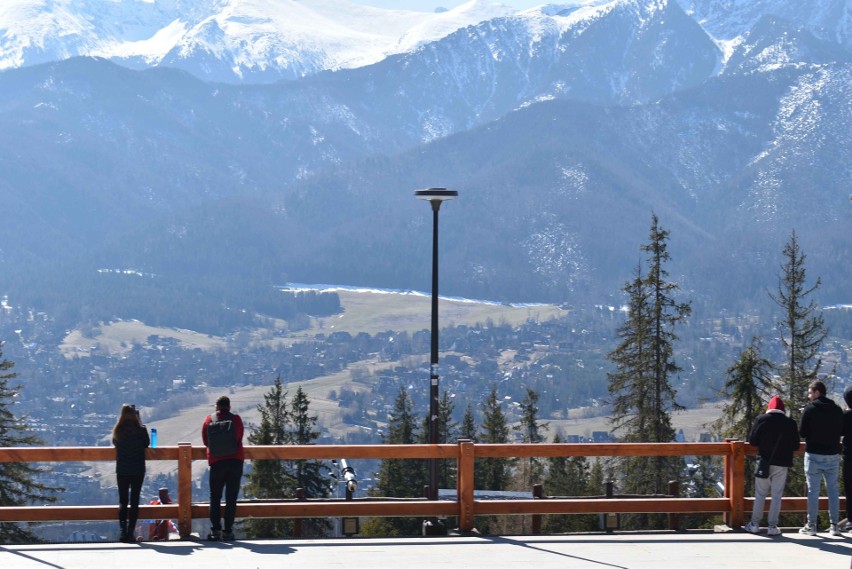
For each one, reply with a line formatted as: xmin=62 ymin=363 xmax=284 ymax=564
xmin=0 ymin=440 xmax=820 ymax=533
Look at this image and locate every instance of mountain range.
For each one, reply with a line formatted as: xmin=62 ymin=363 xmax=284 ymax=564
xmin=0 ymin=0 xmax=849 ymax=332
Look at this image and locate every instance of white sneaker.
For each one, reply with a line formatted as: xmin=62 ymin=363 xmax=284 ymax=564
xmin=840 ymin=522 xmax=852 ymax=532
xmin=829 ymin=524 xmax=841 ymax=536
xmin=799 ymin=524 xmax=817 ymax=536
xmin=767 ymin=525 xmax=781 ymax=536
xmin=745 ymin=521 xmax=760 ymax=534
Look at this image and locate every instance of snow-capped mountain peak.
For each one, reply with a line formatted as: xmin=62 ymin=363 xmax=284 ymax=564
xmin=0 ymin=0 xmax=517 ymax=82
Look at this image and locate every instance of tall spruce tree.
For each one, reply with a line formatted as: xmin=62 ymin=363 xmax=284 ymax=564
xmin=769 ymin=230 xmax=828 ymax=420
xmin=607 ymin=214 xmax=691 ymax=498
xmin=242 ymin=377 xmax=294 ymax=538
xmin=460 ymin=404 xmax=477 ymax=441
xmin=476 ymin=386 xmax=511 ymax=491
xmin=513 ymin=388 xmax=547 ymax=490
xmin=288 ymin=386 xmax=331 ymax=536
xmin=713 ymin=338 xmax=774 ymax=441
xmin=474 ymin=386 xmax=513 ymax=534
xmin=243 ymin=381 xmax=330 ymax=538
xmin=0 ymin=343 xmax=57 ymax=542
xmin=362 ymin=387 xmax=422 ymax=536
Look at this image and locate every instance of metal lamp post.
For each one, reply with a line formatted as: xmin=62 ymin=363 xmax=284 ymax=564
xmin=415 ymin=187 xmax=457 ymax=505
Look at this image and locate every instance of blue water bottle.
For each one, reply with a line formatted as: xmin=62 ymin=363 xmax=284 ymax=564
xmin=151 ymin=428 xmax=158 ymax=448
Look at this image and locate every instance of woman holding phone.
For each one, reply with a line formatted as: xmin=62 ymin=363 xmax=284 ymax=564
xmin=112 ymin=404 xmax=150 ymax=542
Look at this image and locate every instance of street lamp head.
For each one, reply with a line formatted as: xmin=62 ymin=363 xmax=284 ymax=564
xmin=415 ymin=187 xmax=458 ymax=201
xmin=416 ymin=188 xmax=458 ymax=212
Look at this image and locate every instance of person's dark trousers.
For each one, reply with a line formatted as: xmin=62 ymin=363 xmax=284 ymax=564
xmin=209 ymin=459 xmax=244 ymax=532
xmin=845 ymin=457 xmax=852 ymax=522
xmin=117 ymin=473 xmax=145 ymax=539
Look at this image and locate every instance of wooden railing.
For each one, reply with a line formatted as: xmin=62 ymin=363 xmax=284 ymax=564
xmin=0 ymin=441 xmax=840 ymax=537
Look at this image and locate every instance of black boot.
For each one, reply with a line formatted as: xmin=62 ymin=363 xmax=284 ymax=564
xmin=119 ymin=520 xmax=129 ymax=543
xmin=123 ymin=524 xmax=136 ymax=542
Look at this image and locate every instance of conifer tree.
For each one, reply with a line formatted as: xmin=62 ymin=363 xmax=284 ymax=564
xmin=0 ymin=343 xmax=57 ymax=542
xmin=513 ymin=388 xmax=547 ymax=490
xmin=242 ymin=379 xmax=330 ymax=537
xmin=607 ymin=214 xmax=691 ymax=499
xmin=242 ymin=377 xmax=293 ymax=538
xmin=769 ymin=230 xmax=828 ymax=420
xmin=288 ymin=386 xmax=331 ymax=536
xmin=713 ymin=338 xmax=774 ymax=441
xmin=542 ymin=434 xmax=598 ymax=532
xmin=459 ymin=403 xmax=477 ymax=441
xmin=476 ymin=386 xmax=511 ymax=491
xmin=437 ymin=391 xmax=458 ymax=489
xmin=362 ymin=387 xmax=422 ymax=536
xmin=473 ymin=386 xmax=512 ymax=534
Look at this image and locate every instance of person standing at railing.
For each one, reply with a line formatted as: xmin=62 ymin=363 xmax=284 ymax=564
xmin=744 ymin=396 xmax=800 ymax=536
xmin=201 ymin=395 xmax=244 ymax=541
xmin=799 ymin=380 xmax=844 ymax=536
xmin=112 ymin=404 xmax=150 ymax=543
xmin=841 ymin=386 xmax=852 ymax=532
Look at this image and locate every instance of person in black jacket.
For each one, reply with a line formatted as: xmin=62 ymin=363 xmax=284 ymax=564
xmin=841 ymin=386 xmax=852 ymax=531
xmin=745 ymin=395 xmax=800 ymax=536
xmin=799 ymin=380 xmax=844 ymax=536
xmin=112 ymin=404 xmax=150 ymax=543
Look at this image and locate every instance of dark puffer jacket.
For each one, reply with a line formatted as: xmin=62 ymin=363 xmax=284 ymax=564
xmin=113 ymin=425 xmax=150 ymax=476
xmin=748 ymin=410 xmax=801 ymax=467
xmin=800 ymin=395 xmax=843 ymax=455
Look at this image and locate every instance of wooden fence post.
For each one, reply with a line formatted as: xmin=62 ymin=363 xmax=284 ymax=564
xmin=667 ymin=480 xmax=679 ymax=531
xmin=728 ymin=440 xmax=746 ymax=529
xmin=294 ymin=488 xmax=304 ymax=537
xmin=457 ymin=440 xmax=475 ymax=532
xmin=177 ymin=442 xmax=194 ymax=538
xmin=532 ymin=484 xmax=543 ymax=534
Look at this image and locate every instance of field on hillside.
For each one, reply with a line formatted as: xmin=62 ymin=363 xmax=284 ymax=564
xmin=84 ymin=290 xmax=566 ymax=479
xmin=61 ymin=290 xmax=566 ymax=357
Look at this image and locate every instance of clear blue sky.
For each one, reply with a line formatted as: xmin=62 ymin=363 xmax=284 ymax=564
xmin=355 ymin=1 xmax=554 ymax=11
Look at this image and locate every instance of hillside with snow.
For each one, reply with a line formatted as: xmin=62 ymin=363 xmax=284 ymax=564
xmin=0 ymin=0 xmax=517 ymax=82
xmin=0 ymin=0 xmax=848 ymax=325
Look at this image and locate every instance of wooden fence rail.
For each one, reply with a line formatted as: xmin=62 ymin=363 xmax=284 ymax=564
xmin=0 ymin=441 xmax=841 ymax=537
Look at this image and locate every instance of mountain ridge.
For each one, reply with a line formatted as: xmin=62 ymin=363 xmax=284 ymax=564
xmin=0 ymin=0 xmax=848 ymax=329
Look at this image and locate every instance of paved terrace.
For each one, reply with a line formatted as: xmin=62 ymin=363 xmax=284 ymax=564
xmin=3 ymin=531 xmax=851 ymax=569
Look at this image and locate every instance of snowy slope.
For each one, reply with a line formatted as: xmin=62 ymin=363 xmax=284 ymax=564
xmin=0 ymin=0 xmax=516 ymax=82
xmin=677 ymin=0 xmax=852 ymax=63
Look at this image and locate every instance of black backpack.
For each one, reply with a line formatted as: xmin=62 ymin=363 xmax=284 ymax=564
xmin=207 ymin=412 xmax=238 ymax=457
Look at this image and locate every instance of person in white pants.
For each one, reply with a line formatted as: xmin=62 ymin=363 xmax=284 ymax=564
xmin=745 ymin=396 xmax=801 ymax=536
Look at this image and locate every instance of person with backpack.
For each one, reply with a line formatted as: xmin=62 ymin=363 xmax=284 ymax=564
xmin=112 ymin=404 xmax=150 ymax=543
xmin=201 ymin=395 xmax=244 ymax=541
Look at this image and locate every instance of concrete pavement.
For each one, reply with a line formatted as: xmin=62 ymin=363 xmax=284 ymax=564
xmin=3 ymin=531 xmax=851 ymax=569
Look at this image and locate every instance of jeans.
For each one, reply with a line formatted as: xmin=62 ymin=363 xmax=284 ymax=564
xmin=117 ymin=473 xmax=145 ymax=535
xmin=804 ymin=452 xmax=840 ymax=527
xmin=209 ymin=459 xmax=244 ymax=532
xmin=751 ymin=465 xmax=788 ymax=526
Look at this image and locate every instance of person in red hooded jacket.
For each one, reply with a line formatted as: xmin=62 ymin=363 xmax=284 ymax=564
xmin=201 ymin=395 xmax=244 ymax=541
xmin=744 ymin=395 xmax=800 ymax=536
xmin=148 ymin=487 xmax=177 ymax=541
